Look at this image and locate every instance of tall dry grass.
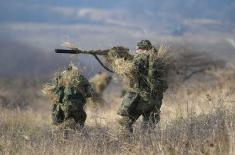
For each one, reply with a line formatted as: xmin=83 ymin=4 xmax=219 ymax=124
xmin=0 ymin=48 xmax=235 ymax=155
xmin=0 ymin=103 xmax=234 ymax=155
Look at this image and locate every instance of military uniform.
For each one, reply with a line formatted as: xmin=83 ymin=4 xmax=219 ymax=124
xmin=117 ymin=40 xmax=168 ymax=132
xmin=51 ymin=66 xmax=93 ymax=129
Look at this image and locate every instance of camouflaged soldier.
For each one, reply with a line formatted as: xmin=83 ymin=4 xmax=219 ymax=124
xmin=89 ymin=72 xmax=112 ymax=97
xmin=87 ymin=72 xmax=112 ymax=107
xmin=117 ymin=40 xmax=168 ymax=133
xmin=54 ymin=40 xmax=168 ymax=132
xmin=49 ymin=65 xmax=93 ymax=129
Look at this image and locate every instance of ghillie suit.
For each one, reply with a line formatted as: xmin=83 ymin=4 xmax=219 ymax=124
xmin=43 ymin=65 xmax=93 ymax=129
xmin=90 ymin=72 xmax=112 ymax=95
xmin=112 ymin=40 xmax=170 ymax=133
xmin=88 ymin=72 xmax=112 ymax=107
xmin=55 ymin=40 xmax=169 ymax=132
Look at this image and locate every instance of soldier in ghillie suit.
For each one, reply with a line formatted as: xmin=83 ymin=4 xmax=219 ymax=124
xmin=114 ymin=40 xmax=169 ymax=133
xmin=55 ymin=40 xmax=169 ymax=132
xmin=88 ymin=72 xmax=112 ymax=107
xmin=89 ymin=72 xmax=112 ymax=98
xmin=43 ymin=65 xmax=93 ymax=129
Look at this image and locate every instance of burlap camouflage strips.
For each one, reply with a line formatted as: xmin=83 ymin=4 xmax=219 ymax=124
xmin=44 ymin=65 xmax=93 ymax=129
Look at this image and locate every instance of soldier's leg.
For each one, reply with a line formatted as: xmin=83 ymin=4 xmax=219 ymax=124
xmin=75 ymin=107 xmax=87 ymax=127
xmin=62 ymin=102 xmax=73 ymax=119
xmin=117 ymin=92 xmax=140 ymax=133
xmin=118 ymin=113 xmax=140 ymax=133
xmin=61 ymin=102 xmax=84 ymax=129
xmin=59 ymin=117 xmax=77 ymax=130
xmin=51 ymin=103 xmax=65 ymax=125
xmin=142 ymin=107 xmax=161 ymax=130
xmin=58 ymin=118 xmax=77 ymax=139
xmin=67 ymin=102 xmax=86 ymax=128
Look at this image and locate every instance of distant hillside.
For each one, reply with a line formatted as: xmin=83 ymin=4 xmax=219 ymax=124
xmin=0 ymin=39 xmax=108 ymax=78
xmin=0 ymin=40 xmax=71 ymax=77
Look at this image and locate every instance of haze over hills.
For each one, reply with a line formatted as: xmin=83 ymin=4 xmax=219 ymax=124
xmin=0 ymin=39 xmax=107 ymax=77
xmin=0 ymin=2 xmax=235 ymax=155
xmin=0 ymin=40 xmax=69 ymax=77
xmin=0 ymin=0 xmax=234 ymax=76
xmin=1 ymin=0 xmax=235 ymax=47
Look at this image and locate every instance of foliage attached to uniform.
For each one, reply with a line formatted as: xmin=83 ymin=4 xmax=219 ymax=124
xmin=42 ymin=64 xmax=93 ymax=128
xmin=104 ymin=46 xmax=133 ymax=75
xmin=87 ymin=72 xmax=112 ymax=107
xmin=42 ymin=64 xmax=91 ymax=102
xmin=89 ymin=72 xmax=112 ymax=95
xmin=109 ymin=44 xmax=170 ymax=94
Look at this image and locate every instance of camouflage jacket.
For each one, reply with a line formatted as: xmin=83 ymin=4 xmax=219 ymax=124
xmin=127 ymin=52 xmax=168 ymax=98
xmin=53 ymin=74 xmax=93 ymax=104
xmin=98 ymin=46 xmax=168 ymax=98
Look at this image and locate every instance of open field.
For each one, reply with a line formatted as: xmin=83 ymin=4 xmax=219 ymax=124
xmin=1 ymin=0 xmax=235 ymax=154
xmin=0 ymin=50 xmax=235 ymax=155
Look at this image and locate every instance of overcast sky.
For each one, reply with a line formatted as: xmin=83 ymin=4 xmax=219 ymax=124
xmin=0 ymin=0 xmax=235 ymax=51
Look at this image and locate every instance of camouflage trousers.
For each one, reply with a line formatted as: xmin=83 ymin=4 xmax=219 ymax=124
xmin=52 ymin=101 xmax=87 ymax=129
xmin=117 ymin=92 xmax=162 ymax=133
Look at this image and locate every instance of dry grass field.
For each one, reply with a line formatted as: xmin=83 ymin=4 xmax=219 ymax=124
xmin=0 ymin=50 xmax=234 ymax=155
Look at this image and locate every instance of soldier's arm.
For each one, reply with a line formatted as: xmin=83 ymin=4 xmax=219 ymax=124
xmin=104 ymin=46 xmax=132 ymax=64
xmin=149 ymin=57 xmax=168 ymax=93
xmin=129 ymin=54 xmax=145 ymax=76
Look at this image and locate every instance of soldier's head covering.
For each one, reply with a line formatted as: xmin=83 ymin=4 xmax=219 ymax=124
xmin=137 ymin=40 xmax=152 ymax=50
xmin=67 ymin=65 xmax=73 ymax=71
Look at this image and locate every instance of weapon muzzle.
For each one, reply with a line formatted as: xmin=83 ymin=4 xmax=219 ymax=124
xmin=55 ymin=49 xmax=78 ymax=54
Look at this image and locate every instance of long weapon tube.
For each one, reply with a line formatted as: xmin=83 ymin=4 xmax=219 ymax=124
xmin=55 ymin=48 xmax=109 ymax=55
xmin=55 ymin=48 xmax=114 ymax=73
